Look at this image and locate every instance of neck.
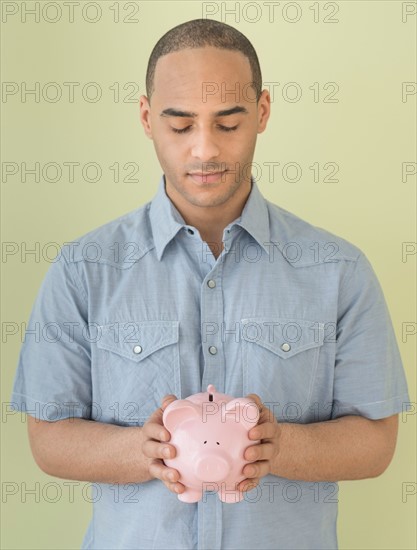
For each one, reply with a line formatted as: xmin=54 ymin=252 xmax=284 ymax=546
xmin=165 ymin=177 xmax=252 ymax=249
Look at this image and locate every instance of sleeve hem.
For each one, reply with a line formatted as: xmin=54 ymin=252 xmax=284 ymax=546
xmin=9 ymin=392 xmax=92 ymax=422
xmin=331 ymin=393 xmax=410 ymax=420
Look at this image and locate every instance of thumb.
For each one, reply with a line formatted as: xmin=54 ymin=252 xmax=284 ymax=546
xmin=160 ymin=394 xmax=178 ymax=411
xmin=245 ymin=393 xmax=263 ymax=410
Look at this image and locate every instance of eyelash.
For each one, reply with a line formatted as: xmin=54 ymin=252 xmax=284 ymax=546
xmin=171 ymin=125 xmax=238 ymax=134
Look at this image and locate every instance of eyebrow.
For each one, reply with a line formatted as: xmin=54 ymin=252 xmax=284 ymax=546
xmin=160 ymin=105 xmax=249 ymax=118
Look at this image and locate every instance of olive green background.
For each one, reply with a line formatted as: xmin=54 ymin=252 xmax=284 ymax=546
xmin=1 ymin=1 xmax=416 ymax=548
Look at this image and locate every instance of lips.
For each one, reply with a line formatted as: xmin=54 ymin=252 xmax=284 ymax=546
xmin=188 ymin=170 xmax=228 ymax=184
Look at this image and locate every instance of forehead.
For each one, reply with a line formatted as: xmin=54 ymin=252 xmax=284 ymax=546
xmin=152 ymin=47 xmax=254 ymax=108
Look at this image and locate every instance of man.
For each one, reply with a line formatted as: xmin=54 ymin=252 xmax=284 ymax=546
xmin=11 ymin=18 xmax=409 ymax=550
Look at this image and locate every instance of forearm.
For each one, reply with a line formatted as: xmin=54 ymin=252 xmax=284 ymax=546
xmin=28 ymin=417 xmax=153 ymax=484
xmin=271 ymin=415 xmax=397 ymax=482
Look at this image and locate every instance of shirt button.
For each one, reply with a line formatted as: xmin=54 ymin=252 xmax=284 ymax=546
xmin=187 ymin=228 xmax=194 ymax=235
xmin=133 ymin=345 xmax=143 ymax=354
xmin=208 ymin=346 xmax=218 ymax=355
xmin=281 ymin=343 xmax=291 ymax=352
xmin=207 ymin=279 xmax=216 ymax=289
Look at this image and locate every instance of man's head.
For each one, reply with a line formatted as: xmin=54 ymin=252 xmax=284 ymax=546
xmin=139 ymin=19 xmax=270 ymax=219
xmin=145 ymin=18 xmax=263 ymax=105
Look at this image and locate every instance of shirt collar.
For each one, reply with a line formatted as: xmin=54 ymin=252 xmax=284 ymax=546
xmin=149 ymin=173 xmax=270 ymax=261
xmin=231 ymin=176 xmax=270 ymax=254
xmin=148 ymin=174 xmax=186 ymax=261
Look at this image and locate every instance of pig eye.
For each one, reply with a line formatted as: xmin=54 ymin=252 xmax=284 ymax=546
xmin=216 ymin=442 xmax=220 ymax=445
xmin=204 ymin=441 xmax=207 ymax=444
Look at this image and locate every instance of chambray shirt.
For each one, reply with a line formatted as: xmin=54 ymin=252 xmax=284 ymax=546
xmin=11 ymin=174 xmax=409 ymax=550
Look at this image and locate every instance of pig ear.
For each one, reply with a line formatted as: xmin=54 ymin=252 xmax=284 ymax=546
xmin=163 ymin=400 xmax=200 ymax=433
xmin=223 ymin=398 xmax=260 ymax=430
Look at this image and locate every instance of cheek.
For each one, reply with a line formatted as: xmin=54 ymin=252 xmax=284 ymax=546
xmin=153 ymin=138 xmax=187 ymax=175
xmin=158 ymin=131 xmax=184 ymax=152
xmin=154 ymin=133 xmax=177 ymax=158
xmin=229 ymin=140 xmax=254 ymax=166
xmin=229 ymin=128 xmax=255 ymax=152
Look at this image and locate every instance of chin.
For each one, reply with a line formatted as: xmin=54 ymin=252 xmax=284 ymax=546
xmin=192 ymin=194 xmax=233 ymax=208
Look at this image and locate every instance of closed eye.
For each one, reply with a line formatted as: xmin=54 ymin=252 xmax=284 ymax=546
xmin=171 ymin=125 xmax=238 ymax=134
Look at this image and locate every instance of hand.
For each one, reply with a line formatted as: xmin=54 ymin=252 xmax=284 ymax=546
xmin=237 ymin=393 xmax=281 ymax=493
xmin=141 ymin=395 xmax=186 ymax=495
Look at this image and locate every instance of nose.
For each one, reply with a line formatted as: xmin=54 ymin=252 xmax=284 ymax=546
xmin=195 ymin=454 xmax=230 ymax=482
xmin=191 ymin=130 xmax=220 ymax=162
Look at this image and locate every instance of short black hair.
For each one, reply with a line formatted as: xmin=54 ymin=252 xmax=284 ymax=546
xmin=145 ymin=18 xmax=262 ymax=104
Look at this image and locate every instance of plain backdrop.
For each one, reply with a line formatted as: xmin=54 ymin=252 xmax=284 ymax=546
xmin=2 ymin=1 xmax=416 ymax=549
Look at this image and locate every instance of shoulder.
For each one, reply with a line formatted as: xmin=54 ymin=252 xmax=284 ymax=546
xmin=265 ymin=199 xmax=363 ymax=268
xmin=58 ymin=201 xmax=154 ymax=269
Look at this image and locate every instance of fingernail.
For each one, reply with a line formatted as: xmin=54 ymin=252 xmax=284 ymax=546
xmin=163 ymin=447 xmax=171 ymax=458
xmin=168 ymin=472 xmax=175 ymax=481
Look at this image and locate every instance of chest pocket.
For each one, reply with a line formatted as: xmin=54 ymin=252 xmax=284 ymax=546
xmin=96 ymin=320 xmax=180 ymax=425
xmin=241 ymin=317 xmax=324 ymax=421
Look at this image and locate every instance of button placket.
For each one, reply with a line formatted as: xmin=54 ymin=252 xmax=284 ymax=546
xmin=201 ymin=263 xmax=225 ymax=393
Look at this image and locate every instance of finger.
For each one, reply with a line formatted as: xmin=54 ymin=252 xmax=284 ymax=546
xmin=237 ymin=477 xmax=260 ymax=493
xmin=142 ymin=439 xmax=176 ymax=461
xmin=163 ymin=479 xmax=186 ymax=494
xmin=147 ymin=459 xmax=186 ymax=495
xmin=142 ymin=417 xmax=171 ymax=442
xmin=242 ymin=459 xmax=270 ymax=479
xmin=248 ymin=420 xmax=276 ymax=440
xmin=245 ymin=441 xmax=275 ymax=462
xmin=148 ymin=458 xmax=182 ymax=486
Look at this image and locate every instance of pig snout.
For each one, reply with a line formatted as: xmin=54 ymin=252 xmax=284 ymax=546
xmin=195 ymin=454 xmax=230 ymax=482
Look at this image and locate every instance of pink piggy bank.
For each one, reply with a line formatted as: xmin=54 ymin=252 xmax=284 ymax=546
xmin=162 ymin=384 xmax=260 ymax=504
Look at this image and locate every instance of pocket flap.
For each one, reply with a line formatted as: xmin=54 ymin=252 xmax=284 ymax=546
xmin=96 ymin=320 xmax=179 ymax=362
xmin=241 ymin=317 xmax=324 ymax=358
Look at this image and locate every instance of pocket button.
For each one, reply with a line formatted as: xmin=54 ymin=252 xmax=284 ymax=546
xmin=280 ymin=343 xmax=291 ymax=352
xmin=133 ymin=345 xmax=143 ymax=354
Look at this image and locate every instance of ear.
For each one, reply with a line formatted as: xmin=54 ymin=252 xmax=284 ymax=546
xmin=222 ymin=398 xmax=260 ymax=430
xmin=139 ymin=94 xmax=153 ymax=140
xmin=163 ymin=400 xmax=200 ymax=433
xmin=257 ymin=88 xmax=271 ymax=134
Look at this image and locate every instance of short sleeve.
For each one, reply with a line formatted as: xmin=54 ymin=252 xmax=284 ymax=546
xmin=331 ymin=252 xmax=410 ymax=420
xmin=9 ymin=247 xmax=92 ymax=421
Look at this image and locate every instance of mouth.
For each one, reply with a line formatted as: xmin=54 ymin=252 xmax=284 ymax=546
xmin=188 ymin=170 xmax=228 ymax=184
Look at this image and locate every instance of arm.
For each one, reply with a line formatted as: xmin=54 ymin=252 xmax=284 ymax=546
xmin=237 ymin=401 xmax=399 ymax=491
xmin=270 ymin=414 xmax=399 ymax=481
xmin=27 ymin=415 xmax=151 ymax=484
xmin=27 ymin=394 xmax=184 ymax=491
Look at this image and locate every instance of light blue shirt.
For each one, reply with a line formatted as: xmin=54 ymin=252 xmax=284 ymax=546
xmin=11 ymin=174 xmax=409 ymax=549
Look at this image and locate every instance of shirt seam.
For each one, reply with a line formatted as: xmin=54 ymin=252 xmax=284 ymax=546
xmin=62 ymin=246 xmax=88 ymax=303
xmin=337 ymin=251 xmax=363 ymax=316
